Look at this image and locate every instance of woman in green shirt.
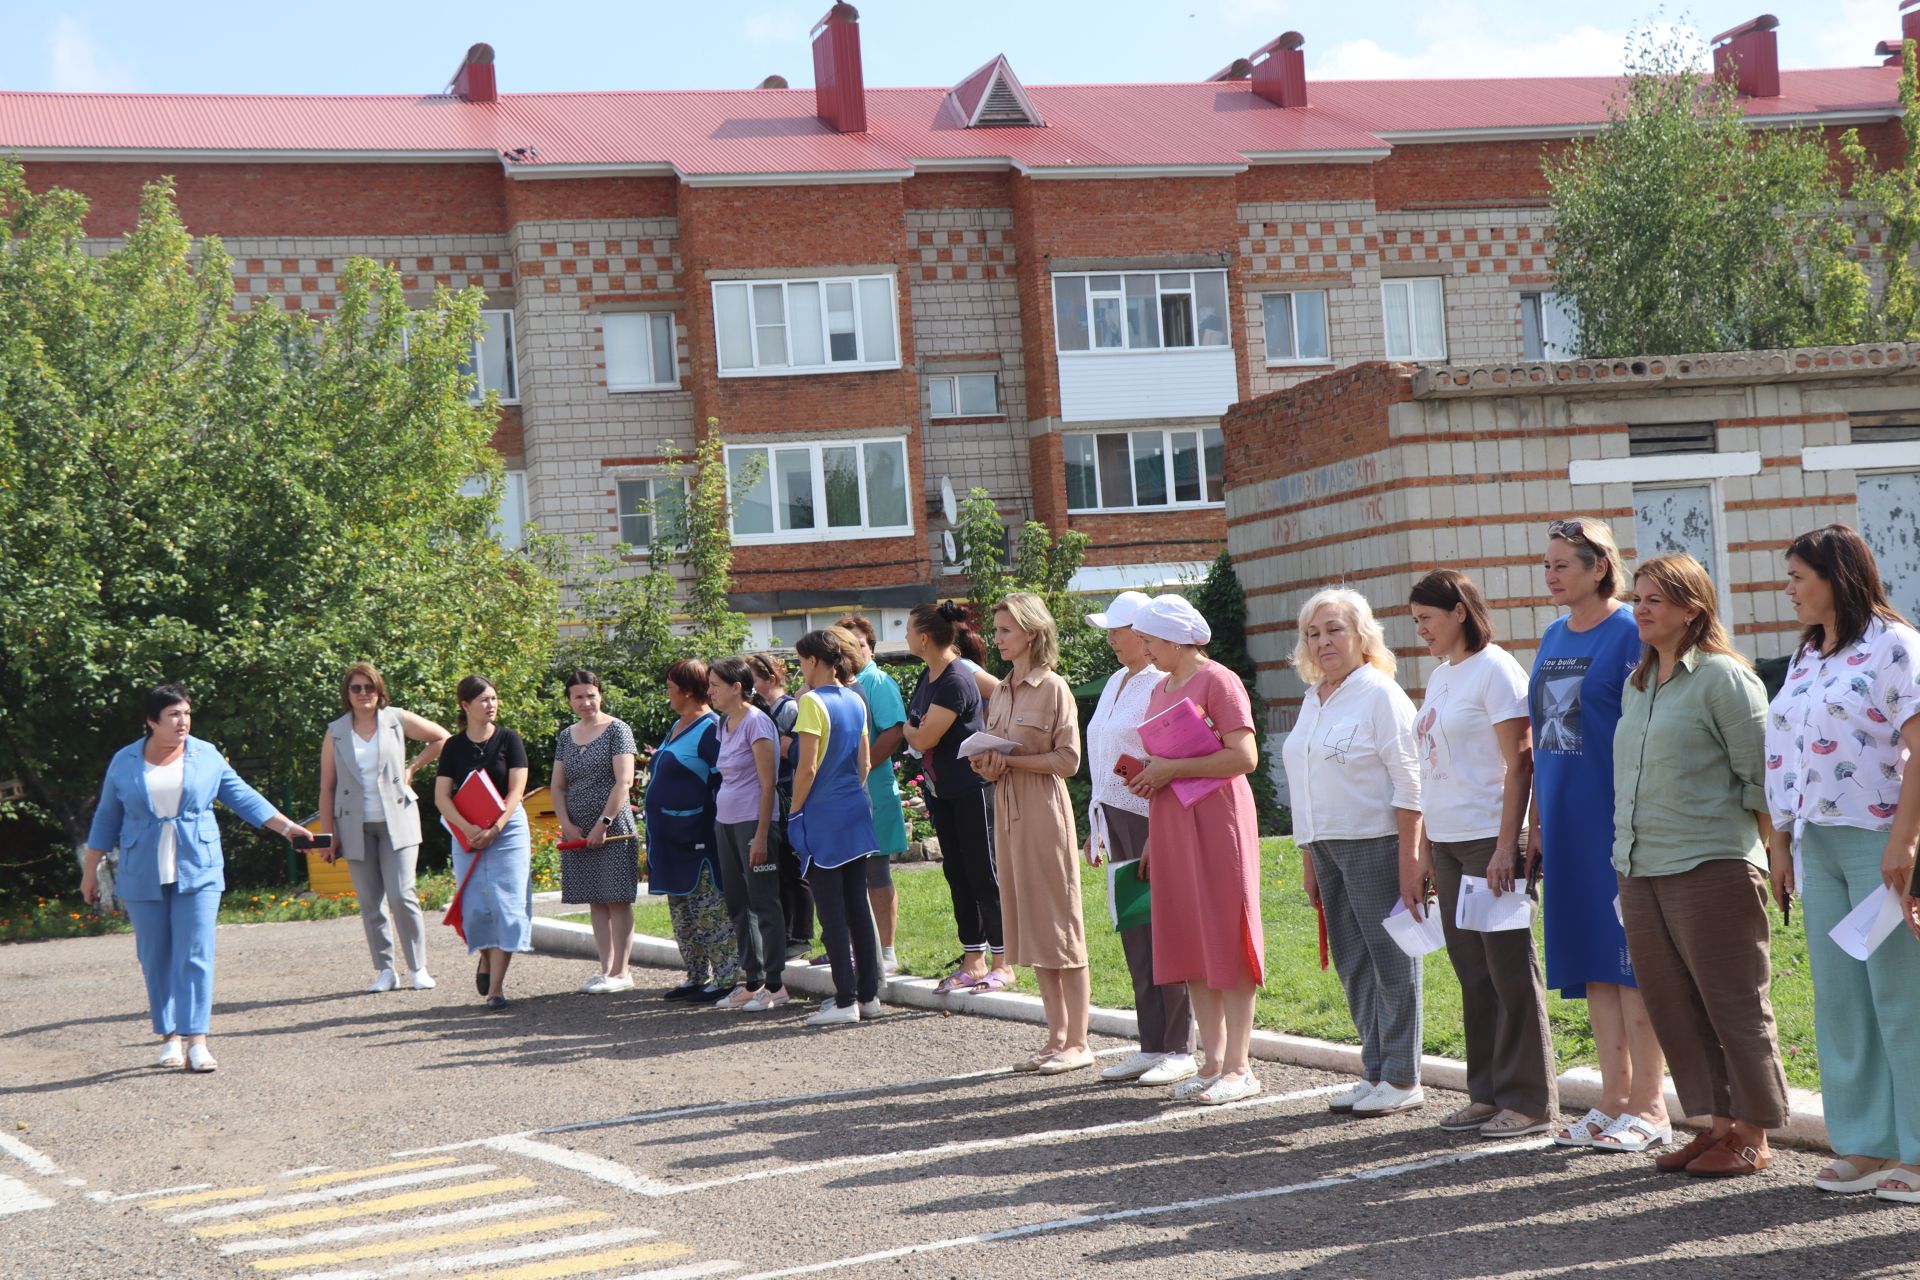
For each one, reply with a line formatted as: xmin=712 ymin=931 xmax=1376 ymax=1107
xmin=1611 ymin=554 xmax=1784 ymax=1176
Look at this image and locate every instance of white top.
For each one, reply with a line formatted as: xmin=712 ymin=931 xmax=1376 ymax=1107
xmin=1414 ymin=645 xmax=1532 ymax=842
xmin=1281 ymin=663 xmax=1422 ymax=845
xmin=145 ymin=755 xmax=186 ymax=886
xmin=350 ymin=726 xmax=381 ymax=800
xmin=1764 ymin=618 xmax=1920 ymax=833
xmin=1085 ymin=663 xmax=1164 ymax=824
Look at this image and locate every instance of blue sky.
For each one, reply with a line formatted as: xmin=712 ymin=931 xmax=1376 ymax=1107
xmin=0 ymin=1 xmax=1890 ymax=95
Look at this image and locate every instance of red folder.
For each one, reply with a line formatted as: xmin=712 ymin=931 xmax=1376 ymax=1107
xmin=443 ymin=770 xmax=507 ymax=940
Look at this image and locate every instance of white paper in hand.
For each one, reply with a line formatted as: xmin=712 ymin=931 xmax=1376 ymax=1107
xmin=956 ymin=731 xmax=1021 ymax=760
xmin=1383 ymin=899 xmax=1446 ymax=958
xmin=1455 ymin=874 xmax=1534 ymax=932
xmin=1829 ymin=885 xmax=1904 ymax=962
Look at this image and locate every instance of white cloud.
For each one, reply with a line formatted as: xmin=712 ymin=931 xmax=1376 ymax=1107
xmin=46 ymin=14 xmax=138 ymax=92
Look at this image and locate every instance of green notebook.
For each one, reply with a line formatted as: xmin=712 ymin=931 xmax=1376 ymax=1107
xmin=1108 ymin=859 xmax=1151 ymax=932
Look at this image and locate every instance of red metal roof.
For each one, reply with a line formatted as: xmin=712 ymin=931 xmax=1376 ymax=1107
xmin=0 ymin=64 xmax=1897 ymax=176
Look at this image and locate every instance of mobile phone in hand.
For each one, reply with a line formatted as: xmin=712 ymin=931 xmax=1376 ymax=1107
xmin=1113 ymin=753 xmax=1145 ymax=784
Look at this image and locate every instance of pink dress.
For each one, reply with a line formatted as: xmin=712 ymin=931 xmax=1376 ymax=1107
xmin=1146 ymin=661 xmax=1265 ymax=989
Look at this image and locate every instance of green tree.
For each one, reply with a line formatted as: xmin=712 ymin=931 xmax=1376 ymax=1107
xmin=956 ymin=487 xmax=1104 ymax=685
xmin=0 ymin=163 xmax=557 ymax=885
xmin=1844 ymin=41 xmax=1920 ymax=339
xmin=1188 ymin=551 xmax=1288 ymax=836
xmin=1545 ymin=23 xmax=1868 ymax=356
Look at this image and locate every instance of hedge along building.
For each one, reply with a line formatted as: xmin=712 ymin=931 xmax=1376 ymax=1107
xmin=1221 ymin=344 xmax=1920 ymax=797
xmin=0 ymin=7 xmax=1907 ymax=646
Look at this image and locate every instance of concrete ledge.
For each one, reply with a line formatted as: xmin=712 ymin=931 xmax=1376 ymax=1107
xmin=530 ymin=917 xmax=1830 ymax=1150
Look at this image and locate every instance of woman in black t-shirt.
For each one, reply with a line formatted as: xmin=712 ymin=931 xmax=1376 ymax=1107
xmin=432 ymin=675 xmax=532 ymax=1009
xmin=904 ymin=601 xmax=1012 ymax=995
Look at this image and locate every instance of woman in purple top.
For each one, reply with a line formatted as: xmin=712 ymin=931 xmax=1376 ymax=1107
xmin=708 ymin=658 xmax=787 ymax=1010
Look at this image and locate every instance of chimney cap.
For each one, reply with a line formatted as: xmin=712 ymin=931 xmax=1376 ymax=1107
xmin=758 ymin=74 xmax=790 ymax=89
xmin=1903 ymin=0 xmax=1920 ymax=13
xmin=1248 ymin=30 xmax=1306 ymax=61
xmin=462 ymin=42 xmax=495 ymax=65
xmin=1709 ymin=15 xmax=1778 ymax=46
xmin=813 ymin=1 xmax=858 ymax=33
xmin=1877 ymin=38 xmax=1907 ymax=56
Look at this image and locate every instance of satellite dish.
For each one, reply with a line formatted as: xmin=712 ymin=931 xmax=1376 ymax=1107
xmin=942 ymin=529 xmax=959 ymax=564
xmin=939 ymin=475 xmax=957 ymax=525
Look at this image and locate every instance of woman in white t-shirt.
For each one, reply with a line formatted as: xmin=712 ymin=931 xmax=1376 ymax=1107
xmin=1409 ymin=570 xmax=1558 ymax=1139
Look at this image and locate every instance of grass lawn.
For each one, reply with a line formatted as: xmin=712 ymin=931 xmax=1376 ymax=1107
xmin=596 ymin=837 xmax=1822 ymax=1090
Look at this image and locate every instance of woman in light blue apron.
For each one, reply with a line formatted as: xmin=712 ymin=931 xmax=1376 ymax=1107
xmin=645 ymin=658 xmax=737 ymax=1003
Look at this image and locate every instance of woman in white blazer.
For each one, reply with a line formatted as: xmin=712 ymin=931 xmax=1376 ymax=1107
xmin=316 ymin=663 xmax=450 ymax=992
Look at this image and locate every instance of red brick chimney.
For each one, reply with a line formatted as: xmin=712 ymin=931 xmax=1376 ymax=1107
xmin=452 ymin=43 xmax=496 ymax=103
xmin=811 ymin=4 xmax=867 ymax=134
xmin=1710 ymin=16 xmax=1780 ymax=99
xmin=1250 ymin=33 xmax=1307 ymax=109
xmin=1904 ymin=0 xmax=1920 ymax=53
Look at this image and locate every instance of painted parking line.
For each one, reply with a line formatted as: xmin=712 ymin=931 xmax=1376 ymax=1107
xmin=273 ymin=1224 xmax=658 ymax=1280
xmin=250 ymin=1210 xmax=614 ymax=1272
xmin=483 ymin=1138 xmax=672 ymax=1198
xmin=90 ymin=1182 xmax=214 ymax=1203
xmin=287 ymin=1159 xmax=458 ymax=1189
xmin=218 ymin=1197 xmax=576 ymax=1256
xmin=728 ymin=1137 xmax=1557 ymax=1279
xmin=195 ymin=1177 xmax=541 ymax=1238
xmin=0 ymin=1173 xmax=56 ymax=1217
xmin=281 ymin=1166 xmax=334 ymax=1178
xmin=144 ymin=1185 xmax=269 ymax=1210
xmin=0 ymin=1132 xmax=61 ymax=1177
xmin=169 ymin=1165 xmax=500 ymax=1222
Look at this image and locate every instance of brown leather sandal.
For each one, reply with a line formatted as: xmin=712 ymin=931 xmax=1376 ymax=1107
xmin=1686 ymin=1138 xmax=1771 ymax=1177
xmin=1655 ymin=1130 xmax=1722 ymax=1173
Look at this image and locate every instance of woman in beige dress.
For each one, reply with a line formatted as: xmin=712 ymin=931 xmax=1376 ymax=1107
xmin=973 ymin=592 xmax=1090 ymax=1074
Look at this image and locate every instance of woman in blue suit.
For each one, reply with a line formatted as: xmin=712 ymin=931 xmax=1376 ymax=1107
xmin=81 ymin=684 xmax=309 ymax=1072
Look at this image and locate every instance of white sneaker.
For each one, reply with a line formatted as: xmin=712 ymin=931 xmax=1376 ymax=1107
xmin=1352 ymin=1082 xmax=1426 ymax=1116
xmin=881 ymin=948 xmax=899 ymax=975
xmin=1197 ymin=1072 xmax=1262 ymax=1106
xmin=598 ymin=973 xmax=633 ymax=992
xmin=859 ymin=1000 xmax=885 ymax=1020
xmin=410 ymin=969 xmax=436 ymax=990
xmin=367 ymin=969 xmax=398 ymax=993
xmin=1171 ymin=1073 xmax=1220 ymax=1102
xmin=1138 ymin=1053 xmax=1199 ymax=1086
xmin=713 ymin=985 xmax=757 ymax=1011
xmin=742 ymin=987 xmax=791 ymax=1011
xmin=1101 ymin=1051 xmax=1164 ymax=1082
xmin=1328 ymin=1080 xmax=1379 ymax=1113
xmin=581 ymin=974 xmax=612 ymax=994
xmin=806 ymin=1001 xmax=861 ymax=1027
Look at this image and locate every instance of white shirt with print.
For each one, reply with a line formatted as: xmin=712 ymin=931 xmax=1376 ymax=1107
xmin=1415 ymin=645 xmax=1532 ymax=843
xmin=1764 ymin=618 xmax=1920 ymax=833
xmin=1282 ymin=663 xmax=1422 ymax=845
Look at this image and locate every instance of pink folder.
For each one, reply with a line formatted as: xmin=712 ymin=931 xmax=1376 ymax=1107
xmin=1136 ymin=697 xmax=1229 ymax=808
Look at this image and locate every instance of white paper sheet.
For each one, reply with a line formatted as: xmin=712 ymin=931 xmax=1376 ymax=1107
xmin=956 ymin=731 xmax=1021 ymax=759
xmin=1383 ymin=898 xmax=1447 ymax=958
xmin=1829 ymin=884 xmax=1905 ymax=962
xmin=1455 ymin=874 xmax=1535 ymax=933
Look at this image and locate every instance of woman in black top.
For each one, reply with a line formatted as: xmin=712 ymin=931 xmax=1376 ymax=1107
xmin=750 ymin=651 xmax=812 ymax=954
xmin=904 ymin=601 xmax=1012 ymax=994
xmin=432 ymin=675 xmax=532 ymax=1009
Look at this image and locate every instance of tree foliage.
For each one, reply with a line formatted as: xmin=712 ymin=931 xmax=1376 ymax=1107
xmin=1845 ymin=41 xmax=1920 ymax=340
xmin=956 ymin=487 xmax=1105 ymax=686
xmin=0 ymin=163 xmax=558 ymax=875
xmin=1545 ymin=23 xmax=1869 ymax=357
xmin=1187 ymin=550 xmax=1288 ymax=835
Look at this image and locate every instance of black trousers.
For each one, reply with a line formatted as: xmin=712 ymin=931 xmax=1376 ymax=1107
xmin=807 ymin=856 xmax=881 ymax=1007
xmin=774 ymin=787 xmax=814 ymax=944
xmin=925 ymin=785 xmax=1002 ymax=955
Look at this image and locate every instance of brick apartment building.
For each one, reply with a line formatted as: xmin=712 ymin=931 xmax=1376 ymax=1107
xmin=0 ymin=6 xmax=1906 ymax=649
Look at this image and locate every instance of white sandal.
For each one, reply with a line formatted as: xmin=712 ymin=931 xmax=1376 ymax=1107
xmin=1552 ymin=1108 xmax=1616 ymax=1148
xmin=156 ymin=1041 xmax=185 ymax=1069
xmin=1815 ymin=1157 xmax=1898 ymax=1193
xmin=1875 ymin=1168 xmax=1920 ymax=1204
xmin=1591 ymin=1112 xmax=1671 ymax=1153
xmin=186 ymin=1044 xmax=218 ymax=1074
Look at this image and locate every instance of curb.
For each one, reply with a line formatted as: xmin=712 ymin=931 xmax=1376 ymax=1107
xmin=530 ymin=916 xmax=1830 ymax=1151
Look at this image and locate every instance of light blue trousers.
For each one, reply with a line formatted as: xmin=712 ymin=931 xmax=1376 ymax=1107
xmin=1801 ymin=823 xmax=1920 ymax=1162
xmin=124 ymin=884 xmax=220 ymax=1037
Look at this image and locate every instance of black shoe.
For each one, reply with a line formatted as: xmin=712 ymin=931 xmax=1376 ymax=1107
xmin=662 ymin=981 xmax=704 ymax=1001
xmin=486 ymin=994 xmax=509 ymax=1010
xmin=692 ymin=984 xmax=732 ymax=1004
xmin=475 ymin=962 xmax=490 ymax=996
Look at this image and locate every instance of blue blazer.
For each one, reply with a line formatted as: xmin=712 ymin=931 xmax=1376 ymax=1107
xmin=86 ymin=736 xmax=279 ymax=901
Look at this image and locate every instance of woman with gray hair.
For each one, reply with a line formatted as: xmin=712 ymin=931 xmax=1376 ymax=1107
xmin=1126 ymin=594 xmax=1266 ymax=1104
xmin=1280 ymin=587 xmax=1426 ymax=1117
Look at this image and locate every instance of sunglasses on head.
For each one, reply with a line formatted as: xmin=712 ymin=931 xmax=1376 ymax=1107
xmin=348 ymin=682 xmax=377 ymax=694
xmin=1547 ymin=519 xmax=1593 ymax=541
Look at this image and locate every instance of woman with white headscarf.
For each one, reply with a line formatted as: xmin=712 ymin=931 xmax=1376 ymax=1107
xmin=1125 ymin=594 xmax=1266 ymax=1105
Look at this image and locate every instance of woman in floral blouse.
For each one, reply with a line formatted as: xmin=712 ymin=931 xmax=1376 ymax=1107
xmin=1764 ymin=525 xmax=1920 ymax=1204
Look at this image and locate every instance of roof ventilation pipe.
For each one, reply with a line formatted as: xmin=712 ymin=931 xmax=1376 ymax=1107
xmin=1709 ymin=16 xmax=1780 ymax=99
xmin=811 ymin=3 xmax=867 ymax=133
xmin=1250 ymin=33 xmax=1307 ymax=108
xmin=451 ymin=43 xmax=496 ymax=103
xmin=758 ymin=75 xmax=790 ymax=89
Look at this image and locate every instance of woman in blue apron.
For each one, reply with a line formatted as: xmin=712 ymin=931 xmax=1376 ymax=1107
xmin=645 ymin=658 xmax=738 ymax=1002
xmin=788 ymin=628 xmax=882 ymax=1026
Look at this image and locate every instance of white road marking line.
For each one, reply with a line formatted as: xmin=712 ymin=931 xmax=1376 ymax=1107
xmin=167 ymin=1165 xmax=499 ymax=1222
xmin=0 ymin=1132 xmax=61 ymax=1176
xmin=277 ymin=1226 xmax=657 ymax=1280
xmin=655 ymin=1083 xmax=1351 ymax=1197
xmin=485 ymin=1137 xmax=674 ymax=1197
xmin=729 ymin=1137 xmax=1556 ymax=1279
xmin=606 ymin=1265 xmax=741 ymax=1280
xmin=89 ymin=1182 xmax=214 ymax=1203
xmin=281 ymin=1166 xmax=334 ymax=1178
xmin=218 ymin=1196 xmax=575 ymax=1255
xmin=63 ymin=1177 xmax=86 ymax=1187
xmin=0 ymin=1173 xmax=55 ymax=1216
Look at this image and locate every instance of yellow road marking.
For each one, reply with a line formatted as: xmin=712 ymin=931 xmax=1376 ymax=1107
xmin=195 ymin=1177 xmax=538 ymax=1238
xmin=251 ymin=1210 xmax=612 ymax=1270
xmin=142 ymin=1186 xmax=266 ymax=1210
xmin=286 ymin=1157 xmax=457 ymax=1189
xmin=451 ymin=1242 xmax=690 ymax=1280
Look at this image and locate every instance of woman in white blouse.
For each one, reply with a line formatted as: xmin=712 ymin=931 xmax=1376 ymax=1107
xmin=1764 ymin=525 xmax=1920 ymax=1202
xmin=1281 ymin=587 xmax=1426 ymax=1117
xmin=1081 ymin=591 xmax=1197 ymax=1088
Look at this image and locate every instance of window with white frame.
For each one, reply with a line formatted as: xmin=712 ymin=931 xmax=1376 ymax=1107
xmin=712 ymin=276 xmax=899 ymax=375
xmin=1064 ymin=427 xmax=1224 ymax=512
xmin=604 ymin=312 xmax=677 ymax=391
xmin=1261 ymin=291 xmax=1330 ymax=364
xmin=615 ymin=476 xmax=688 ymax=550
xmin=1520 ymin=291 xmax=1577 ymax=360
xmin=459 ymin=309 xmax=519 ymax=403
xmin=928 ymin=372 xmax=999 ymax=418
xmin=1051 ymin=271 xmax=1230 ymax=352
xmin=460 ymin=470 xmax=529 ymax=550
xmin=1380 ymin=278 xmax=1446 ymax=361
xmin=724 ymin=438 xmax=911 ymax=543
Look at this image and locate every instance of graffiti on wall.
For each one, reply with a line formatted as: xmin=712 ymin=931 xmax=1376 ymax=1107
xmin=1858 ymin=470 xmax=1920 ymax=621
xmin=1633 ymin=484 xmax=1717 ymax=582
xmin=1256 ymin=454 xmax=1386 ymax=546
